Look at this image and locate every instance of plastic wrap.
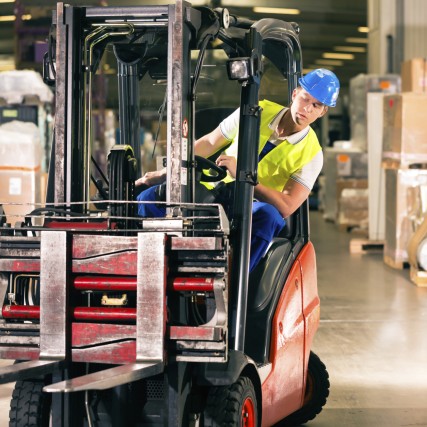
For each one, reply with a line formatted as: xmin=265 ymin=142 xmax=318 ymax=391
xmin=382 ymin=93 xmax=427 ymax=166
xmin=0 ymin=70 xmax=53 ymax=104
xmin=349 ymin=73 xmax=401 ymax=151
xmin=0 ymin=120 xmax=41 ymax=223
xmin=384 ymin=168 xmax=427 ymax=267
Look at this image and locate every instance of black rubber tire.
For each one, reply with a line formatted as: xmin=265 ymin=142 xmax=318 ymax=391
xmin=204 ymin=376 xmax=258 ymax=426
xmin=276 ymin=352 xmax=329 ymax=427
xmin=9 ymin=380 xmax=51 ymax=427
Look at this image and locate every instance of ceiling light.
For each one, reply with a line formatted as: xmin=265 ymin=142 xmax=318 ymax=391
xmin=334 ymin=46 xmax=366 ymax=53
xmin=0 ymin=0 xmax=14 ymax=3
xmin=0 ymin=55 xmax=15 ymax=71
xmin=309 ymin=65 xmax=335 ymax=71
xmin=345 ymin=37 xmax=369 ymax=44
xmin=323 ymin=52 xmax=355 ymax=60
xmin=358 ymin=26 xmax=369 ymax=33
xmin=315 ymin=59 xmax=344 ymax=66
xmin=0 ymin=14 xmax=31 ymax=22
xmin=253 ymin=7 xmax=300 ymax=15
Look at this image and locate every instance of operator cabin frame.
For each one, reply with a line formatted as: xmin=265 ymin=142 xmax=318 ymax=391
xmin=47 ymin=0 xmax=304 ymax=351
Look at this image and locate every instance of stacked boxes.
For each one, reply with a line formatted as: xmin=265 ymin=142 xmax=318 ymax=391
xmin=0 ymin=121 xmax=41 ymax=224
xmin=349 ymin=74 xmax=401 ymax=151
xmin=331 ymin=74 xmax=400 ymax=236
xmin=322 ymin=147 xmax=368 ymax=225
xmin=382 ymin=93 xmax=427 ymax=167
xmin=0 ymin=70 xmax=53 ymax=172
xmin=401 ymin=58 xmax=427 ymax=93
xmin=384 ymin=169 xmax=427 ymax=268
xmin=338 ymin=187 xmax=369 ymax=230
xmin=382 ymin=60 xmax=427 ymax=268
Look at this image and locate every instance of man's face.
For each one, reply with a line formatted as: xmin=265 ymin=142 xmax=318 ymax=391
xmin=290 ymin=88 xmax=328 ymax=127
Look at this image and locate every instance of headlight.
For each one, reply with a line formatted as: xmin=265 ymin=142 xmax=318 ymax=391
xmin=226 ymin=58 xmax=252 ymax=81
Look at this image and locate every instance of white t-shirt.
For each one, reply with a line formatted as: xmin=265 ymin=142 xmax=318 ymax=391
xmin=219 ymin=107 xmax=323 ymax=191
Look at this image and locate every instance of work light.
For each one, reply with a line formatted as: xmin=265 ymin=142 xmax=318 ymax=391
xmin=226 ymin=58 xmax=252 ymax=81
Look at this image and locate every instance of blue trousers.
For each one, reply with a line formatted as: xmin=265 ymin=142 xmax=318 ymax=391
xmin=137 ymin=185 xmax=285 ymax=271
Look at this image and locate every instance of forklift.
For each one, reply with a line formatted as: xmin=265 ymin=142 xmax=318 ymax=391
xmin=0 ymin=1 xmax=329 ymax=425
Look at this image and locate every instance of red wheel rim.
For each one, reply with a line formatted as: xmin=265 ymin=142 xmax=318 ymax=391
xmin=241 ymin=397 xmax=256 ymax=427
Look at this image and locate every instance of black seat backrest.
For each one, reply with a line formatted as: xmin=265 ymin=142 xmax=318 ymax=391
xmin=245 ymin=237 xmax=295 ymax=363
xmin=195 ymin=107 xmax=236 ymax=139
xmin=248 ymin=238 xmax=294 ymax=311
xmin=278 ymin=214 xmax=293 ymax=239
xmin=245 ymin=206 xmax=304 ymax=363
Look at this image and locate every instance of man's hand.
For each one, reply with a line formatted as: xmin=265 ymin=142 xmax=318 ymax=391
xmin=216 ymin=155 xmax=237 ymax=179
xmin=135 ymin=169 xmax=166 ymax=187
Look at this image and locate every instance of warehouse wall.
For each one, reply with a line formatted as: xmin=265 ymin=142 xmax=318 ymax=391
xmin=369 ymin=0 xmax=427 ymax=74
xmin=403 ymin=0 xmax=427 ymax=60
xmin=368 ymin=0 xmax=397 ymax=74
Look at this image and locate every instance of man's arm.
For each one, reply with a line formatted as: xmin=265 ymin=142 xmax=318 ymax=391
xmin=136 ymin=126 xmax=229 ymax=187
xmin=194 ymin=126 xmax=229 ymax=157
xmin=253 ymin=179 xmax=310 ymax=218
xmin=135 ymin=168 xmax=167 ymax=187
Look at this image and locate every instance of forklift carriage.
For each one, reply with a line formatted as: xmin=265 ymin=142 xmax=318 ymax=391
xmin=0 ymin=1 xmax=329 ymax=426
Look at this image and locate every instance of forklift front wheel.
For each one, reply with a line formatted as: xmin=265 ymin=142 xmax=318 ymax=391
xmin=204 ymin=376 xmax=258 ymax=426
xmin=9 ymin=380 xmax=51 ymax=427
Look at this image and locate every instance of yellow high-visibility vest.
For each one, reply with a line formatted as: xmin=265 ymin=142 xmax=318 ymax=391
xmin=204 ymin=99 xmax=322 ymax=191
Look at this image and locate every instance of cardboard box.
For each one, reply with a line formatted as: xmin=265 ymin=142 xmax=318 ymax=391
xmin=322 ymin=147 xmax=368 ymax=221
xmin=336 ymin=180 xmax=368 ymax=224
xmin=0 ymin=169 xmax=41 ymax=224
xmin=401 ymin=58 xmax=427 ymax=93
xmin=382 ymin=93 xmax=427 ymax=166
xmin=338 ymin=188 xmax=369 ymax=229
xmin=0 ymin=120 xmax=41 ymax=224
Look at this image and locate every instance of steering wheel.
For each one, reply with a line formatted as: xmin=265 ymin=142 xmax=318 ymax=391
xmin=195 ymin=155 xmax=228 ymax=182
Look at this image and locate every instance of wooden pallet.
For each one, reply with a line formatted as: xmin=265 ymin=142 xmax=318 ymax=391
xmin=349 ymin=239 xmax=384 ymax=254
xmin=382 ymin=155 xmax=427 ymax=170
xmin=383 ymin=254 xmax=409 ymax=270
xmin=409 ymin=266 xmax=427 ymax=287
xmin=339 ymin=223 xmax=369 ymax=238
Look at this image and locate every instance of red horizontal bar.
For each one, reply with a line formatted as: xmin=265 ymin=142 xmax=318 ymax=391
xmin=73 ymin=276 xmax=137 ymax=291
xmin=74 ymin=307 xmax=136 ymax=321
xmin=2 ymin=305 xmax=40 ymax=319
xmin=44 ymin=221 xmax=117 ymax=230
xmin=2 ymin=305 xmax=136 ymax=322
xmin=172 ymin=277 xmax=214 ymax=292
xmin=74 ymin=276 xmax=215 ymax=292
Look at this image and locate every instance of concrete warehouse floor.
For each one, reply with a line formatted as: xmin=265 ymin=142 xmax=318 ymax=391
xmin=309 ymin=211 xmax=427 ymax=427
xmin=0 ymin=210 xmax=426 ymax=426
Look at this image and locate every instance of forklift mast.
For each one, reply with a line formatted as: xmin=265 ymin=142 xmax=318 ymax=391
xmin=50 ymin=1 xmax=198 ymax=209
xmin=45 ymin=0 xmax=304 ymax=351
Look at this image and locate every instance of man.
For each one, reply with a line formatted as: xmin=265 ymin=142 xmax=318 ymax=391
xmin=136 ymin=68 xmax=340 ymax=271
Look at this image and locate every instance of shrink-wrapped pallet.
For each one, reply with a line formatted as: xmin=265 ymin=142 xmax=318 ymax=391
xmin=0 ymin=120 xmax=41 ymax=224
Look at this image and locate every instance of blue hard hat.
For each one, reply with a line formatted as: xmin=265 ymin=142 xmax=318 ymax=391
xmin=298 ymin=68 xmax=340 ymax=107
